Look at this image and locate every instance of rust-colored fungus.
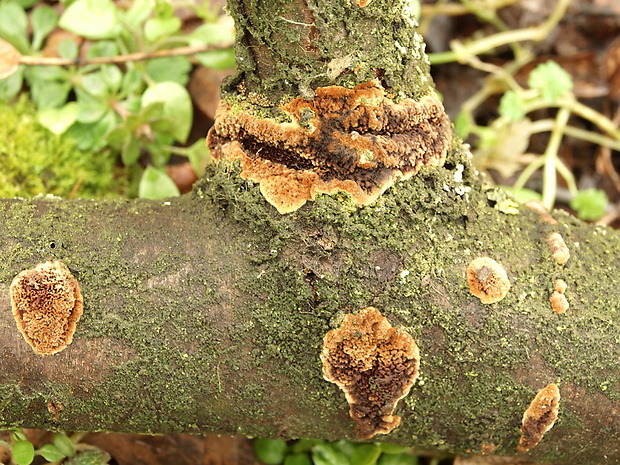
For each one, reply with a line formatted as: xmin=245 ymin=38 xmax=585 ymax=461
xmin=524 ymin=200 xmax=558 ymax=225
xmin=549 ymin=279 xmax=569 ymax=314
xmin=355 ymin=0 xmax=372 ymax=6
xmin=546 ymin=232 xmax=569 ymax=265
xmin=320 ymin=307 xmax=420 ymax=438
xmin=518 ymin=383 xmax=560 ymax=453
xmin=466 ymin=257 xmax=511 ymax=304
xmin=207 ymin=80 xmax=451 ymax=213
xmin=10 ymin=261 xmax=84 ymax=355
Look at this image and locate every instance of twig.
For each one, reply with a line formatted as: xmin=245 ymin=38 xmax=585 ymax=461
xmin=18 ymin=42 xmax=233 ymax=67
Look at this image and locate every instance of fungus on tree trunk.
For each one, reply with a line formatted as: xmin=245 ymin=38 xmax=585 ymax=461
xmin=466 ymin=257 xmax=511 ymax=304
xmin=517 ymin=383 xmax=561 ymax=453
xmin=9 ymin=260 xmax=83 ymax=355
xmin=320 ymin=307 xmax=420 ymax=439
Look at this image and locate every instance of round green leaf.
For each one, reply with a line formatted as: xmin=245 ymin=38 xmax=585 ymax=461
xmin=253 ymin=438 xmax=288 ymax=465
xmin=38 ymin=444 xmax=66 ymax=462
xmin=144 ymin=16 xmax=181 ymax=42
xmin=59 ymin=0 xmax=121 ymax=40
xmin=0 ymin=2 xmax=29 ymax=53
xmin=12 ymin=440 xmax=35 ymax=465
xmin=570 ymin=188 xmax=608 ymax=221
xmin=196 ymin=48 xmax=236 ymax=70
xmin=311 ymin=444 xmax=350 ymax=465
xmin=350 ymin=444 xmax=381 ymax=465
xmin=37 ymin=102 xmax=79 ymax=135
xmin=284 ymin=452 xmax=312 ymax=465
xmin=138 ymin=166 xmax=180 ymax=199
xmin=189 ymin=23 xmax=235 ymax=46
xmin=141 ymin=81 xmax=192 ymax=143
xmin=31 ymin=6 xmax=59 ymax=50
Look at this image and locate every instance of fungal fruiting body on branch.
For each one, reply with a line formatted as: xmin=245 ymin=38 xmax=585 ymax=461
xmin=207 ymin=80 xmax=451 ymax=214
xmin=466 ymin=257 xmax=511 ymax=304
xmin=320 ymin=307 xmax=420 ymax=439
xmin=518 ymin=384 xmax=561 ymax=453
xmin=549 ymin=279 xmax=569 ymax=314
xmin=547 ymin=232 xmax=570 ymax=265
xmin=10 ymin=260 xmax=84 ymax=355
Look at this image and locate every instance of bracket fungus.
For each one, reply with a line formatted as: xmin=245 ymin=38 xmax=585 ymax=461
xmin=10 ymin=261 xmax=83 ymax=355
xmin=320 ymin=307 xmax=420 ymax=439
xmin=546 ymin=232 xmax=570 ymax=265
xmin=207 ymin=80 xmax=451 ymax=213
xmin=466 ymin=257 xmax=511 ymax=304
xmin=549 ymin=279 xmax=569 ymax=314
xmin=518 ymin=383 xmax=560 ymax=453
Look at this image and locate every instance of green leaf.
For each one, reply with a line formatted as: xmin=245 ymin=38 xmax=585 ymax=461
xmin=31 ymin=6 xmax=59 ymax=51
xmin=377 ymin=453 xmax=418 ymax=465
xmin=570 ymin=188 xmax=608 ymax=221
xmin=350 ymin=445 xmax=381 ymax=465
xmin=58 ymin=39 xmax=79 ymax=60
xmin=123 ymin=0 xmax=154 ymax=27
xmin=0 ymin=66 xmax=24 ymax=100
xmin=81 ymin=71 xmax=109 ymax=97
xmin=189 ymin=23 xmax=235 ymax=46
xmin=138 ymin=166 xmax=180 ymax=199
xmin=291 ymin=439 xmax=323 ymax=454
xmin=122 ymin=137 xmax=141 ymax=166
xmin=284 ymin=452 xmax=312 ymax=465
xmin=195 ymin=48 xmax=236 ymax=70
xmin=37 ymin=102 xmax=79 ymax=135
xmin=38 ymin=444 xmax=66 ymax=462
xmin=498 ymin=90 xmax=526 ymax=122
xmin=76 ymin=92 xmax=108 ymax=123
xmin=59 ymin=0 xmax=121 ymax=40
xmin=0 ymin=2 xmax=29 ymax=53
xmin=453 ymin=111 xmax=471 ymax=140
xmin=69 ymin=109 xmax=118 ymax=151
xmin=12 ymin=440 xmax=35 ymax=465
xmin=311 ymin=444 xmax=350 ymax=465
xmin=378 ymin=443 xmax=407 ymax=455
xmin=86 ymin=41 xmax=119 ymax=59
xmin=54 ymin=433 xmax=76 ymax=458
xmin=186 ymin=139 xmax=213 ymax=175
xmin=141 ymin=81 xmax=192 ymax=143
xmin=499 ymin=186 xmax=541 ymax=203
xmin=144 ymin=16 xmax=182 ymax=42
xmin=253 ymin=438 xmax=288 ymax=465
xmin=146 ymin=56 xmax=192 ymax=85
xmin=64 ymin=450 xmax=111 ymax=465
xmin=120 ymin=69 xmax=144 ymax=96
xmin=528 ymin=61 xmax=573 ymax=103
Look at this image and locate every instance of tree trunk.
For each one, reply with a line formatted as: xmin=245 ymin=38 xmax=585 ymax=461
xmin=0 ymin=1 xmax=619 ymax=465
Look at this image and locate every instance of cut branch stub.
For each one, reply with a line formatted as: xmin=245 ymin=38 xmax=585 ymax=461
xmin=207 ymin=80 xmax=451 ymax=213
xmin=9 ymin=261 xmax=84 ymax=355
xmin=518 ymin=383 xmax=561 ymax=453
xmin=320 ymin=307 xmax=420 ymax=439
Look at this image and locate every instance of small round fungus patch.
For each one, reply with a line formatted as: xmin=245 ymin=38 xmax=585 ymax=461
xmin=467 ymin=257 xmax=510 ymax=304
xmin=320 ymin=307 xmax=420 ymax=439
xmin=547 ymin=232 xmax=570 ymax=265
xmin=550 ymin=279 xmax=569 ymax=314
xmin=10 ymin=261 xmax=83 ymax=355
xmin=518 ymin=383 xmax=560 ymax=453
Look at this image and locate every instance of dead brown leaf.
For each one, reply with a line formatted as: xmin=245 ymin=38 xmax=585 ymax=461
xmin=0 ymin=38 xmax=21 ymax=80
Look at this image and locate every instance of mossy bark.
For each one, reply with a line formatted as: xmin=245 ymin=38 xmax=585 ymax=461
xmin=0 ymin=1 xmax=619 ymax=464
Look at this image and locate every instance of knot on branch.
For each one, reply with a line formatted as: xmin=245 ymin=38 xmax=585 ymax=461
xmin=207 ymin=80 xmax=451 ymax=213
xmin=320 ymin=307 xmax=420 ymax=439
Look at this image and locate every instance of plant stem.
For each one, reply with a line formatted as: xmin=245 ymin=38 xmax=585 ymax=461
xmin=542 ymin=106 xmax=571 ymax=209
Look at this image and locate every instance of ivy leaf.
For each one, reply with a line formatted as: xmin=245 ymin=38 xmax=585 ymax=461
xmin=499 ymin=90 xmax=526 ymax=121
xmin=59 ymin=0 xmax=121 ymax=40
xmin=138 ymin=166 xmax=180 ymax=199
xmin=12 ymin=440 xmax=35 ymax=465
xmin=528 ymin=61 xmax=573 ymax=103
xmin=570 ymin=188 xmax=608 ymax=221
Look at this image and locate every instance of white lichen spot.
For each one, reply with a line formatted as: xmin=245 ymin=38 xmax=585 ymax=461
xmin=394 ymin=41 xmax=407 ymax=54
xmin=399 ymin=269 xmax=410 ymax=279
xmin=453 ymin=164 xmax=464 ymax=182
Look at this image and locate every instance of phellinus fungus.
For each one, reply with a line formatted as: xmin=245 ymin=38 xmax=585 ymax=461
xmin=10 ymin=260 xmax=84 ymax=355
xmin=467 ymin=257 xmax=511 ymax=304
xmin=518 ymin=383 xmax=560 ymax=453
xmin=207 ymin=80 xmax=451 ymax=213
xmin=320 ymin=307 xmax=420 ymax=438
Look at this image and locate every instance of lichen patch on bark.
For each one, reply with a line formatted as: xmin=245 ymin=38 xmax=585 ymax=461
xmin=10 ymin=260 xmax=83 ymax=355
xmin=207 ymin=80 xmax=450 ymax=213
xmin=518 ymin=383 xmax=560 ymax=453
xmin=320 ymin=307 xmax=420 ymax=438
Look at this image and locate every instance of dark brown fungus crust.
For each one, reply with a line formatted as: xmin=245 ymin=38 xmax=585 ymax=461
xmin=467 ymin=257 xmax=511 ymax=304
xmin=320 ymin=307 xmax=420 ymax=439
xmin=207 ymin=80 xmax=451 ymax=213
xmin=518 ymin=384 xmax=560 ymax=453
xmin=10 ymin=261 xmax=83 ymax=355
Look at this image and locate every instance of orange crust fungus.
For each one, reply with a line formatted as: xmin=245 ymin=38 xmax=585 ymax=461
xmin=10 ymin=261 xmax=84 ymax=355
xmin=467 ymin=257 xmax=511 ymax=304
xmin=207 ymin=80 xmax=450 ymax=213
xmin=518 ymin=383 xmax=560 ymax=453
xmin=355 ymin=0 xmax=373 ymax=6
xmin=524 ymin=200 xmax=558 ymax=225
xmin=320 ymin=307 xmax=420 ymax=439
xmin=549 ymin=279 xmax=569 ymax=314
xmin=546 ymin=232 xmax=569 ymax=265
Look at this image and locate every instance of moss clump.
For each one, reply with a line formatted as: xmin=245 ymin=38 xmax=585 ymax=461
xmin=0 ymin=96 xmax=124 ymax=199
